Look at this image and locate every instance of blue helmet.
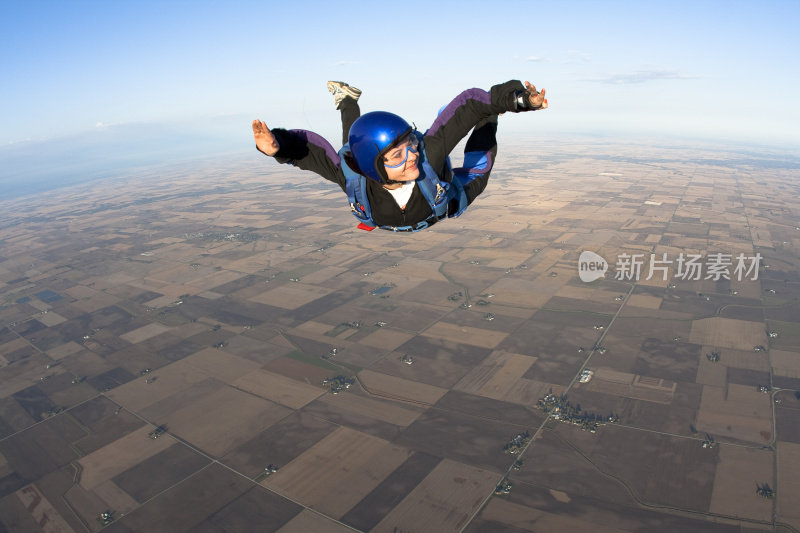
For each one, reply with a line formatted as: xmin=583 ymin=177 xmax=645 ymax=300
xmin=348 ymin=111 xmax=412 ymax=183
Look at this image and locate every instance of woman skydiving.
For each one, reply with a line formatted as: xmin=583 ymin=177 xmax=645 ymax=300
xmin=252 ymin=79 xmax=547 ymax=232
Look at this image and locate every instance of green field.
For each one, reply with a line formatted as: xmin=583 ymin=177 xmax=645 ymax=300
xmin=285 ymin=349 xmax=362 ymax=374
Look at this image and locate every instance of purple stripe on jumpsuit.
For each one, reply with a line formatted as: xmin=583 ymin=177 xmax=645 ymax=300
xmin=289 ymin=129 xmax=341 ymax=166
xmin=426 ymin=88 xmax=491 ymax=137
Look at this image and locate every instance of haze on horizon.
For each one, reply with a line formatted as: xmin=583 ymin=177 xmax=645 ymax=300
xmin=1 ymin=0 xmax=799 ymax=197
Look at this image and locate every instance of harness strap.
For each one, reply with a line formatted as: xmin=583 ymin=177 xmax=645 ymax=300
xmin=378 ymin=212 xmax=448 ymax=232
xmin=339 ymin=139 xmax=471 ymax=231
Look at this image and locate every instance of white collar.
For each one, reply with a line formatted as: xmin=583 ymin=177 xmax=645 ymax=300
xmin=383 ymin=181 xmax=415 ymax=209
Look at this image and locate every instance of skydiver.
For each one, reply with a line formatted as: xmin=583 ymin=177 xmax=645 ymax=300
xmin=252 ymin=79 xmax=547 ymax=232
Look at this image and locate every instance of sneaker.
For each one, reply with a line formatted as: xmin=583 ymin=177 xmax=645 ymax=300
xmin=327 ymin=81 xmax=361 ymax=109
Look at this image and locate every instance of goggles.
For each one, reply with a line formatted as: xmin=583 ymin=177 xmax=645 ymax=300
xmin=383 ymin=134 xmax=419 ymax=168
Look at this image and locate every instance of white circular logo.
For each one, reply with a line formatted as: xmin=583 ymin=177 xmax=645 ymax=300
xmin=578 ymin=251 xmax=608 ymax=282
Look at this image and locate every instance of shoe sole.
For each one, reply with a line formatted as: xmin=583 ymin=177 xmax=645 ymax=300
xmin=327 ymin=81 xmax=361 ymax=98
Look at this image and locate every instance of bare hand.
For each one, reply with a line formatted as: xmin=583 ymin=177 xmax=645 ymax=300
xmin=252 ymin=119 xmax=280 ymax=156
xmin=524 ymin=81 xmax=547 ymax=110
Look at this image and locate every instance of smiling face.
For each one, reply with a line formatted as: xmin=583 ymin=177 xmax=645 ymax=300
xmin=382 ymin=135 xmax=420 ymax=183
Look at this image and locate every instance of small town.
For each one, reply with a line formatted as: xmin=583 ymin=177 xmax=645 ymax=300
xmin=537 ymin=392 xmax=619 ymax=433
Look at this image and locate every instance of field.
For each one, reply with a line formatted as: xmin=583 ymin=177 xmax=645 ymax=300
xmin=770 ymin=348 xmax=800 ymax=378
xmin=1 ymin=141 xmax=798 ymax=532
xmin=396 ymin=402 xmax=531 ymax=473
xmin=454 ymin=350 xmax=539 ymax=402
xmin=109 ymin=463 xmax=274 ymax=531
xmin=777 ymin=441 xmax=800 ymax=530
xmin=104 ymin=357 xmax=211 ymax=412
xmin=249 ymin=283 xmax=335 ymax=310
xmin=232 ymin=368 xmax=325 ymax=409
xmin=263 ymin=426 xmax=410 ymax=518
xmin=420 ymin=321 xmax=509 ymax=349
xmin=316 ymin=392 xmax=422 ymax=427
xmin=472 ymin=477 xmax=744 ymax=533
xmin=579 ymin=367 xmax=677 ymax=404
xmin=695 ymin=384 xmax=773 ymax=444
xmin=689 ymin=317 xmax=767 ymax=351
xmin=477 ymin=496 xmax=631 ymax=533
xmin=356 ymin=326 xmax=415 ymax=351
xmin=340 ymin=451 xmax=441 ymax=531
xmin=549 ymin=423 xmax=718 ymax=512
xmin=119 ymin=322 xmax=171 ymax=343
xmin=15 ymin=484 xmax=75 ymax=533
xmin=708 ymin=444 xmax=774 ymax=521
xmin=1 ymin=351 xmax=58 ymax=398
xmin=695 ymin=356 xmax=729 ymax=386
xmin=357 ymin=369 xmax=448 ymax=405
xmin=221 ymin=411 xmax=338 ymax=478
xmin=263 ymin=355 xmax=333 ymax=384
xmin=510 ymin=428 xmax=636 ymax=506
xmin=78 ymin=426 xmax=174 ymax=489
xmin=371 ymin=335 xmax=494 ymax=389
xmin=371 ymin=458 xmax=499 ymax=533
xmin=179 ymin=347 xmax=262 ymax=383
xmin=712 ymin=347 xmax=771 ymax=372
xmin=112 ymin=443 xmax=211 ymax=503
xmin=152 ymin=385 xmax=293 ymax=457
xmin=480 ymin=278 xmax=558 ymax=309
xmin=275 ymin=509 xmax=355 ymax=533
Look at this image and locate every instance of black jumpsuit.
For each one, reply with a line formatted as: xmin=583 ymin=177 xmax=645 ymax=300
xmin=264 ymin=80 xmax=535 ymax=229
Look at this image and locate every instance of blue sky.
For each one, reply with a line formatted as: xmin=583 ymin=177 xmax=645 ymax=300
xmin=1 ymin=0 xmax=798 ymax=190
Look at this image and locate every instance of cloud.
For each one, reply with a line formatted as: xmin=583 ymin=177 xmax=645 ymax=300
xmin=527 ymin=56 xmax=547 ymax=62
xmin=332 ymin=60 xmax=359 ymax=66
xmin=588 ymin=69 xmax=700 ymax=84
xmin=565 ymin=50 xmax=592 ymax=63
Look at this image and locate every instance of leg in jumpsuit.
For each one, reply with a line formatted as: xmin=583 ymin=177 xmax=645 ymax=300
xmin=339 ymin=96 xmax=361 ymax=147
xmin=458 ymin=114 xmax=498 ymax=205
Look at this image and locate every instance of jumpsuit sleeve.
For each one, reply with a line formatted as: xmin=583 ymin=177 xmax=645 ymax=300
xmin=267 ymin=128 xmax=347 ymax=192
xmin=422 ymin=80 xmax=527 ymax=173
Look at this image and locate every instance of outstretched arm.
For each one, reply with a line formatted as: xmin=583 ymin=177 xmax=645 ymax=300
xmin=252 ymin=119 xmax=347 ymax=191
xmin=423 ymin=80 xmax=548 ymax=172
